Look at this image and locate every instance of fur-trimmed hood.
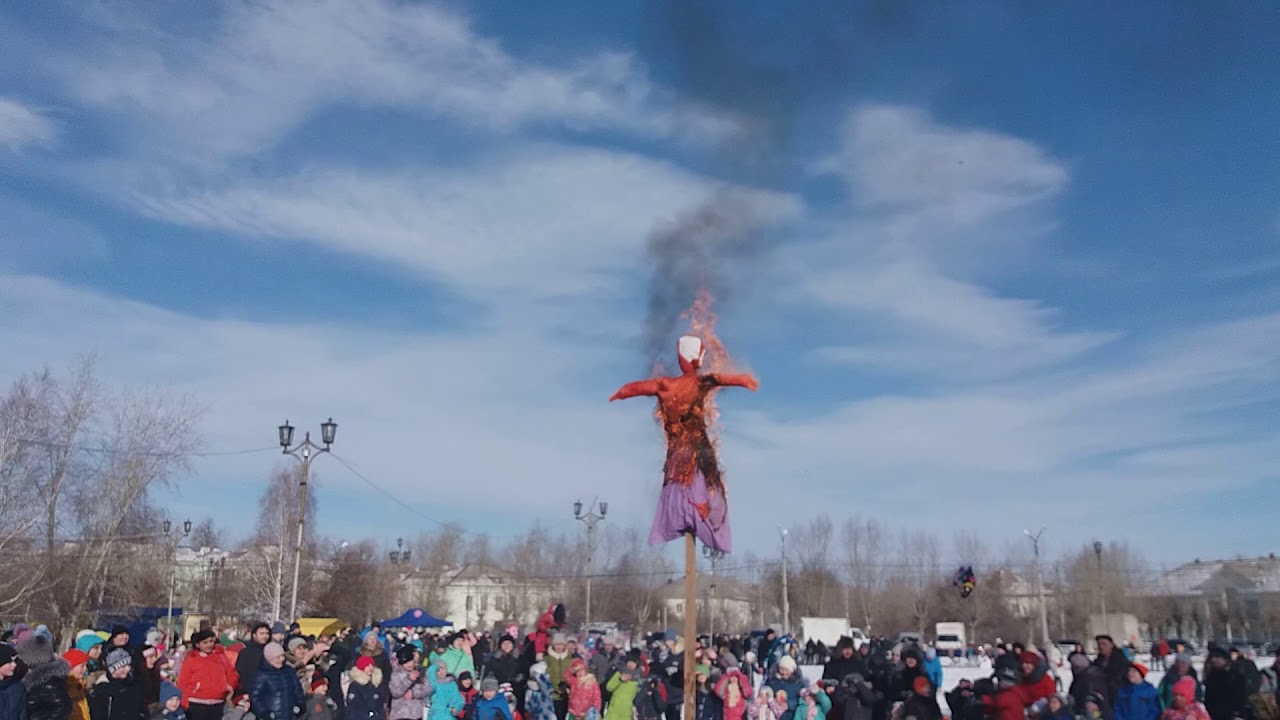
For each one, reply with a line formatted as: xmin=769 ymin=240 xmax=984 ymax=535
xmin=348 ymin=666 xmax=383 ymax=687
xmin=22 ymin=657 xmax=69 ymax=691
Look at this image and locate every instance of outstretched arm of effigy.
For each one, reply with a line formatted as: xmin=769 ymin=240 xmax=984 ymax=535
xmin=609 ymin=378 xmax=661 ymax=401
xmin=705 ymin=373 xmax=759 ymax=391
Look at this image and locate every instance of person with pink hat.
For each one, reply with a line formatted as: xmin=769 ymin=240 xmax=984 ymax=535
xmin=1161 ymin=677 xmax=1209 ymax=720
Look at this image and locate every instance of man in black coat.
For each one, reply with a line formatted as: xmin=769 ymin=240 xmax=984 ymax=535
xmin=824 ymin=638 xmax=867 ymax=720
xmin=1204 ymin=649 xmax=1247 ymax=720
xmin=1093 ymin=636 xmax=1132 ymax=704
xmin=89 ymin=650 xmax=146 ymax=720
xmin=1069 ymin=652 xmax=1109 ymax=715
xmin=236 ymin=623 xmax=272 ymax=693
xmin=18 ymin=635 xmax=71 ymax=720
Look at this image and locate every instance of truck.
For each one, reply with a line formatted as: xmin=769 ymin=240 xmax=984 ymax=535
xmin=801 ymin=617 xmax=855 ymax=648
xmin=934 ymin=622 xmax=966 ymax=656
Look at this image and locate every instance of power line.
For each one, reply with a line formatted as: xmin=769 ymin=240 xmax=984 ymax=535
xmin=10 ymin=435 xmax=278 ymax=458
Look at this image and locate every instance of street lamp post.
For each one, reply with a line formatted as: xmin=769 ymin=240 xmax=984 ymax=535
xmin=574 ymin=499 xmax=608 ymax=627
xmin=1024 ymin=526 xmax=1051 ymax=651
xmin=389 ymin=538 xmax=412 ymax=565
xmin=164 ymin=518 xmax=191 ymax=646
xmin=278 ymin=418 xmax=337 ymax=623
xmin=1093 ymin=540 xmax=1107 ymax=635
xmin=779 ymin=525 xmax=790 ymax=636
xmin=208 ymin=557 xmax=226 ymax=628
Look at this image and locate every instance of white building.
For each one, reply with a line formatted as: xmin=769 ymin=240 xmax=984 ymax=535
xmin=656 ymin=575 xmax=754 ymax=634
xmin=400 ymin=563 xmax=557 ymax=631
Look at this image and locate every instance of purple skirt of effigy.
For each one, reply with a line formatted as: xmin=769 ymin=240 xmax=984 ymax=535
xmin=649 ymin=467 xmax=731 ymax=553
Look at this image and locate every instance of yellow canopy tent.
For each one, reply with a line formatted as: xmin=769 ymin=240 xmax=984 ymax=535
xmin=294 ymin=617 xmax=349 ymax=637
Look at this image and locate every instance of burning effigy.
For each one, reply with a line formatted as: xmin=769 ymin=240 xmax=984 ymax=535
xmin=610 ymin=291 xmax=758 ymax=554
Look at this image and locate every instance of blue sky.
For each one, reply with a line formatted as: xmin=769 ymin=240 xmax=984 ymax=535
xmin=1 ymin=0 xmax=1279 ymax=567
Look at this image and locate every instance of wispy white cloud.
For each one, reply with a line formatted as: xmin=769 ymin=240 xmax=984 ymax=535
xmin=0 ymin=97 xmax=56 ymax=150
xmin=54 ymin=0 xmax=736 ymax=163
xmin=124 ymin=144 xmax=800 ymax=301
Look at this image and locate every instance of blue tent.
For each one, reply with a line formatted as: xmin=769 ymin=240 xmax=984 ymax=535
xmin=380 ymin=608 xmax=451 ymax=628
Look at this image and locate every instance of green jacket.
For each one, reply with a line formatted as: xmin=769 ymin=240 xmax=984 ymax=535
xmin=605 ymin=673 xmax=639 ymax=720
xmin=441 ymin=647 xmax=475 ymax=679
xmin=544 ymin=651 xmax=575 ymax=701
xmin=802 ymin=690 xmax=831 ymax=720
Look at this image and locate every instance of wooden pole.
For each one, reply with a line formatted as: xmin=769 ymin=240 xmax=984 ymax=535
xmin=683 ymin=532 xmax=697 ymax=720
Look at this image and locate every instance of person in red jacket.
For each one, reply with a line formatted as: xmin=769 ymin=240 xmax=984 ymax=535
xmin=177 ymin=630 xmax=235 ymax=720
xmin=983 ymin=668 xmax=1027 ymax=720
xmin=1011 ymin=652 xmax=1057 ymax=707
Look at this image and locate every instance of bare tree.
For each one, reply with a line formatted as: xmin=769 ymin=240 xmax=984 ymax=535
xmin=242 ymin=465 xmax=317 ymax=621
xmin=46 ymin=383 xmax=201 ymax=645
xmin=896 ymin=529 xmax=942 ymax=634
xmin=190 ymin=518 xmax=225 ymax=550
xmin=841 ymin=517 xmax=885 ymax=634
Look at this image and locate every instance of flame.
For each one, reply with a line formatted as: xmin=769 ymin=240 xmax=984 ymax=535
xmin=681 ymin=287 xmax=735 ymax=443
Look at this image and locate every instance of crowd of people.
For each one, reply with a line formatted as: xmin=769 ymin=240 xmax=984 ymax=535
xmin=3 ymin=611 xmax=1280 ymax=720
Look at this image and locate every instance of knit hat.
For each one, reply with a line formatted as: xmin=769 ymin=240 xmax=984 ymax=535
xmin=1068 ymin=652 xmax=1091 ymax=672
xmin=263 ymin=642 xmax=286 ymax=663
xmin=232 ymin=693 xmax=250 ymax=708
xmin=286 ymin=637 xmax=310 ymax=654
xmin=147 ymin=629 xmax=165 ymax=648
xmin=694 ymin=664 xmax=711 ymax=677
xmin=109 ymin=625 xmax=130 ymax=642
xmin=63 ymin=649 xmax=90 ymax=669
xmin=551 ymin=632 xmax=568 ymax=646
xmin=355 ymin=655 xmax=375 ymax=672
xmin=1175 ymin=652 xmax=1192 ymax=665
xmin=0 ymin=645 xmax=15 ymax=667
xmin=924 ymin=646 xmax=937 ymax=661
xmin=1131 ymin=663 xmax=1148 ymax=679
xmin=18 ymin=633 xmax=55 ymax=667
xmin=396 ymin=645 xmax=418 ymax=664
xmin=160 ymin=682 xmax=182 ymax=705
xmin=1019 ymin=651 xmax=1039 ymax=666
xmin=996 ymin=666 xmax=1018 ymax=684
xmin=836 ymin=637 xmax=854 ymax=651
xmin=271 ymin=622 xmax=287 ymax=635
xmin=106 ymin=648 xmax=133 ymax=674
xmin=1173 ymin=677 xmax=1196 ymax=703
xmin=913 ymin=677 xmax=931 ymax=694
xmin=311 ymin=675 xmax=329 ymax=693
xmin=74 ymin=634 xmax=102 ymax=653
xmin=778 ymin=656 xmax=797 ymax=673
xmin=481 ymin=676 xmax=499 ymax=692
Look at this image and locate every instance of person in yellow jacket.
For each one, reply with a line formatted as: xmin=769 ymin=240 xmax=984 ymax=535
xmin=63 ymin=649 xmax=91 ymax=720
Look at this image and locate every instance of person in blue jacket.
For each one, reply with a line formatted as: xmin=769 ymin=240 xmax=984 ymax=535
xmin=427 ymin=662 xmax=464 ymax=720
xmin=1113 ymin=665 xmax=1161 ymax=720
xmin=471 ymin=678 xmax=513 ymax=720
xmin=922 ymin=648 xmax=943 ymax=694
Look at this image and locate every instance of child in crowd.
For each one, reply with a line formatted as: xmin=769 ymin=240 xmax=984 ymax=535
xmin=160 ymin=682 xmax=188 ymax=720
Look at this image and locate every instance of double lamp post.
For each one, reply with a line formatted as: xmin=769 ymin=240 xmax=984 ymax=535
xmin=278 ymin=418 xmax=337 ymax=623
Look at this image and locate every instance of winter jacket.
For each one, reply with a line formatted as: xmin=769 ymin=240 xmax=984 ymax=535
xmin=469 ymin=696 xmax=512 ymax=720
xmin=178 ymin=651 xmax=235 ymax=708
xmin=765 ymin=674 xmax=806 ymax=720
xmin=1204 ymin=664 xmax=1247 ymax=720
xmin=942 ymin=689 xmax=981 ymax=720
xmin=485 ymin=653 xmax=520 ymax=689
xmin=2 ymin=676 xmax=29 ymax=720
xmin=630 ymin=678 xmax=663 ymax=720
xmin=899 ymin=694 xmax=938 ymax=720
xmin=603 ymin=673 xmax=638 ymax=720
xmin=715 ymin=671 xmax=753 ymax=720
xmin=1158 ymin=671 xmax=1202 ymax=710
xmin=247 ymin=665 xmax=304 ymax=720
xmin=303 ymin=694 xmax=334 ymax=720
xmin=236 ymin=646 xmax=268 ymax=694
xmin=426 ymin=674 xmax=463 ymax=720
xmin=525 ymin=673 xmax=555 ymax=720
xmin=88 ymin=676 xmax=147 ymax=720
xmin=1096 ymin=653 xmax=1133 ymax=705
xmin=832 ymin=677 xmax=878 ymax=720
xmin=1161 ymin=704 xmax=1211 ymax=720
xmin=388 ymin=668 xmax=430 ymax=720
xmin=542 ymin=653 xmax=572 ymax=704
xmin=343 ymin=667 xmax=386 ymax=720
xmin=67 ymin=677 xmax=89 ymax=720
xmin=24 ymin=659 xmax=72 ymax=720
xmin=565 ymin=678 xmax=600 ymax=719
xmin=796 ymin=693 xmax=831 ymax=720
xmin=439 ymin=652 xmax=473 ymax=684
xmin=586 ymin=655 xmax=618 ymax=698
xmin=695 ymin=688 xmax=722 ymax=720
xmin=1011 ymin=665 xmax=1058 ymax=708
xmin=982 ymin=687 xmax=1027 ymax=720
xmin=921 ymin=659 xmax=942 ymax=697
xmin=1115 ymin=683 xmax=1161 ymax=720
xmin=1074 ymin=667 xmax=1112 ymax=714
